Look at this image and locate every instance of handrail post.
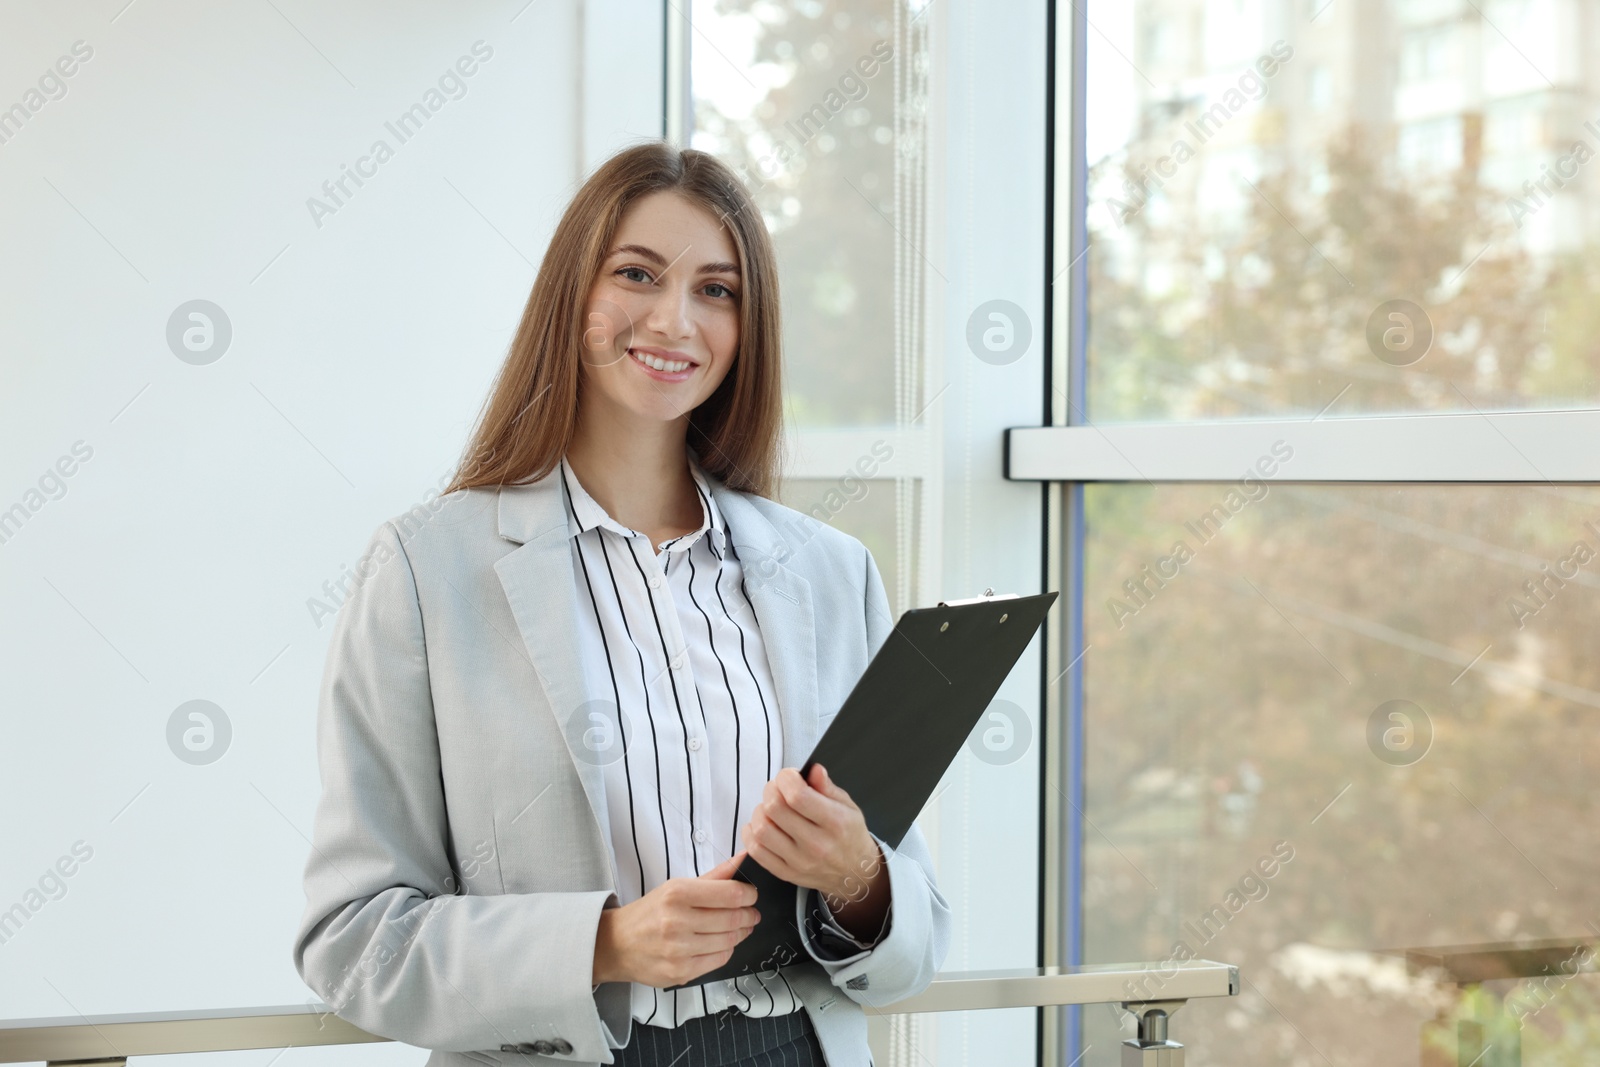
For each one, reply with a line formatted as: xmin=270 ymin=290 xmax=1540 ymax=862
xmin=1121 ymin=999 xmax=1187 ymax=1065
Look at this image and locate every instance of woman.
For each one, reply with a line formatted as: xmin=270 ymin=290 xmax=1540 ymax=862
xmin=292 ymin=141 xmax=950 ymax=1067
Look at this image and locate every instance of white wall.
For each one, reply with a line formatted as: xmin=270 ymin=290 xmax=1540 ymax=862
xmin=0 ymin=1 xmax=659 ymax=1062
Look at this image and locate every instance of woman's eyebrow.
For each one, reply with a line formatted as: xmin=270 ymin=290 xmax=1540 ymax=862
xmin=608 ymin=243 xmax=740 ymax=276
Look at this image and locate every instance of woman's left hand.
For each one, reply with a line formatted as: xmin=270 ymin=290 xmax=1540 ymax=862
xmin=740 ymin=763 xmax=884 ymax=909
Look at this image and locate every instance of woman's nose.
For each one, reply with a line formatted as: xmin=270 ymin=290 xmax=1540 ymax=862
xmin=643 ymin=282 xmax=694 ymax=339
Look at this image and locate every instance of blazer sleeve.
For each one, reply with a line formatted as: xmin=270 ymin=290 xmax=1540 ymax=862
xmin=794 ymin=544 xmax=953 ymax=1005
xmin=291 ymin=520 xmax=628 ymax=1063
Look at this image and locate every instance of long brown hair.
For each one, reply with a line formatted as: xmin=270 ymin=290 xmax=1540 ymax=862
xmin=442 ymin=140 xmax=785 ymax=499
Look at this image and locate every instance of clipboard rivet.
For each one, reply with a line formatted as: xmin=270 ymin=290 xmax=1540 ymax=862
xmin=999 ymin=613 xmax=1008 ymax=623
xmin=939 ymin=621 xmax=949 ymax=632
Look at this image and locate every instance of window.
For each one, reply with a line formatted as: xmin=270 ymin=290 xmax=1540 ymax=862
xmin=1080 ymin=482 xmax=1600 ymax=1065
xmin=688 ymin=0 xmax=908 ymax=431
xmin=1061 ymin=2 xmax=1600 ymax=1064
xmin=1400 ymin=24 xmax=1453 ymax=84
xmin=1307 ymin=63 xmax=1331 ymax=111
xmin=1397 ymin=114 xmax=1464 ymax=171
xmin=686 ymin=0 xmax=937 ymax=657
xmin=1084 ymin=0 xmax=1600 ymax=420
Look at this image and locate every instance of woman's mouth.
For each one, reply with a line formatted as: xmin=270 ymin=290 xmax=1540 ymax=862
xmin=628 ymin=348 xmax=697 ymax=382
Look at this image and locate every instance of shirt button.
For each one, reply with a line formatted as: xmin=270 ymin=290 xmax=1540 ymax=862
xmin=688 ymin=737 xmax=702 ymax=751
xmin=649 ymin=575 xmax=662 ymax=589
xmin=694 ymin=829 xmax=707 ymax=844
xmin=671 ymin=655 xmax=684 ymax=670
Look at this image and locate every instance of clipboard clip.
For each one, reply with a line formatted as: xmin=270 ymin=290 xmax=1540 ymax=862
xmin=937 ymin=587 xmax=1022 ymax=607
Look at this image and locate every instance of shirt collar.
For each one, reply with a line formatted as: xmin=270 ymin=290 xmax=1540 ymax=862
xmin=557 ymin=453 xmax=727 ymax=556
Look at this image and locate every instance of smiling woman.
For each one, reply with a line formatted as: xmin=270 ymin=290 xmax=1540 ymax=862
xmin=294 ymin=139 xmax=949 ymax=1067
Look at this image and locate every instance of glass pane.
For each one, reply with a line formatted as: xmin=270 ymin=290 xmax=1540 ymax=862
xmin=690 ymin=0 xmax=901 ymax=427
xmin=1085 ymin=1 xmax=1600 ymax=421
xmin=1082 ymin=480 xmax=1600 ymax=1065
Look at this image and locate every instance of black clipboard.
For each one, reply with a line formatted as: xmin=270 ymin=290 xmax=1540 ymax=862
xmin=672 ymin=588 xmax=1059 ymax=989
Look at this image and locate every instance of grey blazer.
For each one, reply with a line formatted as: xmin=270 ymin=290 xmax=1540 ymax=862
xmin=292 ymin=460 xmax=952 ymax=1066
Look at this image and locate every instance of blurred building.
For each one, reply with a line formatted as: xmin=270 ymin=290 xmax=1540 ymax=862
xmin=1099 ymin=0 xmax=1600 ymax=273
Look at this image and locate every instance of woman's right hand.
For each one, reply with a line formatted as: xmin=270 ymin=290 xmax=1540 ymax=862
xmin=592 ymin=851 xmax=761 ymax=988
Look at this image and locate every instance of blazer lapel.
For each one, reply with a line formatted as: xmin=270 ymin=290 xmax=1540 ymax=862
xmin=493 ymin=470 xmax=613 ymax=846
xmin=708 ymin=479 xmax=822 ymax=767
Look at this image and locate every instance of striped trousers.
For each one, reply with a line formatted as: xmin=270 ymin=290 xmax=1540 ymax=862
xmin=614 ymin=1006 xmax=827 ymax=1067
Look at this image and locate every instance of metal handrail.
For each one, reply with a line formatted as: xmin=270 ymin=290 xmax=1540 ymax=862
xmin=1401 ymin=936 xmax=1599 ymax=1067
xmin=1403 ymin=936 xmax=1599 ymax=984
xmin=0 ymin=960 xmax=1238 ymax=1065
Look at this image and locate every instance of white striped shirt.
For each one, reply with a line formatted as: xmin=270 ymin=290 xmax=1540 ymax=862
xmin=557 ymin=453 xmax=806 ymax=1027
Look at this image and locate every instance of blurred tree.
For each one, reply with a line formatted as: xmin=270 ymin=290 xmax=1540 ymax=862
xmin=694 ymin=0 xmax=904 ymax=428
xmin=1079 ymin=125 xmax=1600 ymax=1067
xmin=1087 ymin=123 xmax=1599 ymax=420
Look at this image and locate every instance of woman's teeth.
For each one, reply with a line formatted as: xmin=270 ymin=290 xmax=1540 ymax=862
xmin=632 ymin=349 xmax=692 ymax=373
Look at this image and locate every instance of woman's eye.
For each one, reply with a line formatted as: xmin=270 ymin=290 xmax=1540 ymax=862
xmin=616 ymin=267 xmax=733 ymax=300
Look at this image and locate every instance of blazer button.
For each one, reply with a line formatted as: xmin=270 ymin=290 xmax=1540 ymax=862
xmin=552 ymin=1038 xmax=574 ymax=1054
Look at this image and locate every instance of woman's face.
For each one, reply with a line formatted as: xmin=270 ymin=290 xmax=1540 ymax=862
xmin=580 ymin=189 xmax=742 ymax=428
